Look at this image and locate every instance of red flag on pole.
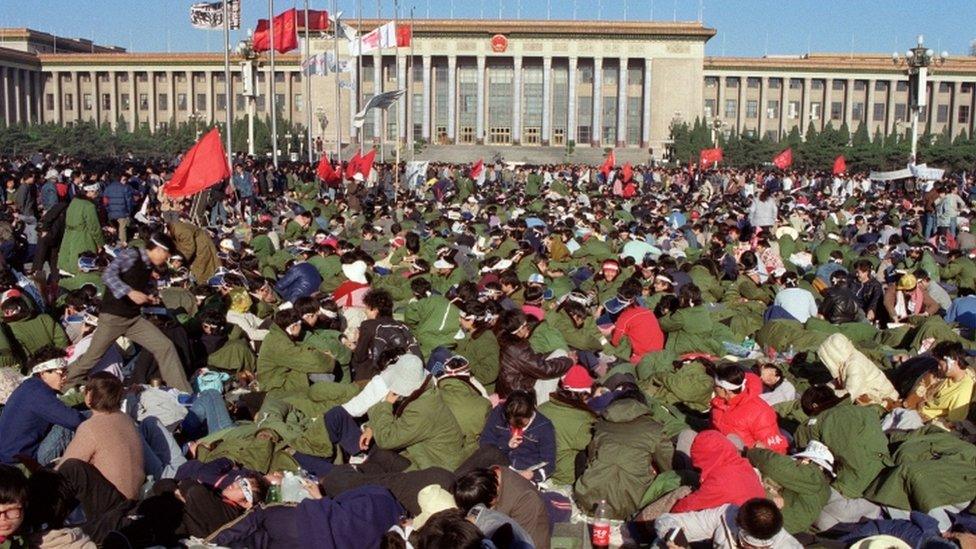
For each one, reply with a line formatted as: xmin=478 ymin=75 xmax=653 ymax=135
xmin=316 ymin=156 xmax=340 ymax=183
xmin=253 ymin=9 xmax=298 ymax=53
xmin=772 ymin=148 xmax=793 ymax=170
xmin=699 ymin=148 xmax=723 ymax=169
xmin=396 ymin=24 xmax=412 ymax=47
xmin=163 ymin=128 xmax=230 ymax=198
xmin=832 ymin=155 xmax=847 ymax=175
xmin=297 ymin=9 xmax=330 ymax=31
xmin=357 ymin=149 xmax=377 ymax=179
xmin=621 ymin=162 xmax=633 ymax=183
xmin=600 ymin=150 xmax=616 ymax=179
xmin=345 ymin=151 xmax=362 ymax=179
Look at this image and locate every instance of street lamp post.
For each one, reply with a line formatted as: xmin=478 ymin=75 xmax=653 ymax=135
xmin=236 ymin=37 xmax=260 ymax=157
xmin=892 ymin=35 xmax=948 ymax=165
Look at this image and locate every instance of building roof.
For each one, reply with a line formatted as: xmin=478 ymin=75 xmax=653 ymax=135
xmin=352 ymin=18 xmax=717 ymax=40
xmin=705 ymin=53 xmax=976 ymax=76
xmin=0 ymin=28 xmax=124 ymax=54
xmin=0 ymin=46 xmax=41 ymax=68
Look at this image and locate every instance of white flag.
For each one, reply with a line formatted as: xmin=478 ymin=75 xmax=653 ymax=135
xmin=353 ymin=89 xmax=405 ymax=128
xmin=405 ymin=161 xmax=429 ymax=188
xmin=189 ymin=0 xmax=240 ymax=30
xmin=301 ymin=53 xmax=328 ymax=76
xmin=348 ymin=21 xmax=398 ymax=55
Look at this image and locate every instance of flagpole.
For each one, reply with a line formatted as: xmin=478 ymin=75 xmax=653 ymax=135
xmin=409 ymin=5 xmax=415 ymax=162
xmin=304 ymin=0 xmax=313 ymax=163
xmin=357 ymin=0 xmax=364 ymax=154
xmin=377 ymin=0 xmax=384 ymax=165
xmin=223 ymin=0 xmax=234 ymax=175
xmin=332 ymin=0 xmax=342 ymax=168
xmin=269 ymin=0 xmax=279 ymax=169
xmin=394 ymin=0 xmax=400 ymax=192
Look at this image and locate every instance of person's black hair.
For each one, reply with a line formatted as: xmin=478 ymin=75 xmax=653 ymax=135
xmin=618 ymin=278 xmax=642 ymax=301
xmin=273 ymin=308 xmax=302 ymax=330
xmin=86 ymin=371 xmax=124 ymax=412
xmin=27 ymin=346 xmax=66 ymax=373
xmin=0 ymin=464 xmax=28 ymax=506
xmin=931 ymin=340 xmax=967 ymax=368
xmin=147 ymin=231 xmax=176 ymax=253
xmin=198 ymin=308 xmax=227 ymax=330
xmin=779 ymin=271 xmax=799 ymax=288
xmin=739 ymin=250 xmax=758 ymax=271
xmin=410 ymin=277 xmax=432 ymax=298
xmin=735 ymin=498 xmax=784 ymax=542
xmin=503 ymin=390 xmax=536 ymax=426
xmin=829 ymin=269 xmax=849 ymax=286
xmin=654 ymin=294 xmax=680 ymax=318
xmin=853 ymin=259 xmax=873 ymax=274
xmin=25 ymin=470 xmax=73 ymax=530
xmin=294 ymin=296 xmax=320 ymax=317
xmin=363 ymin=289 xmax=394 ymax=317
xmin=678 ymin=283 xmax=702 ymax=307
xmin=453 ymin=468 xmax=499 ymax=512
xmin=522 ymin=284 xmax=545 ymax=304
xmin=414 ymin=508 xmax=484 ymax=549
xmin=912 ymin=268 xmax=931 ymax=282
xmin=499 ymin=309 xmax=528 ymax=339
xmin=498 ymin=270 xmax=521 ymax=290
xmin=405 ymin=232 xmax=421 ymax=254
xmin=800 ymin=384 xmax=845 ymax=416
xmin=714 ymin=362 xmax=746 ymax=393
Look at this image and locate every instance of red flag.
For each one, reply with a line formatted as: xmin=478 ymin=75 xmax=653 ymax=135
xmin=600 ymin=150 xmax=616 ymax=179
xmin=832 ymin=155 xmax=847 ymax=175
xmin=621 ymin=162 xmax=633 ymax=183
xmin=344 ymin=151 xmax=362 ymax=179
xmin=470 ymin=159 xmax=484 ymax=180
xmin=316 ymin=156 xmax=340 ymax=183
xmin=163 ymin=128 xmax=230 ymax=198
xmin=699 ymin=148 xmax=723 ymax=169
xmin=772 ymin=148 xmax=793 ymax=170
xmin=253 ymin=9 xmax=298 ymax=53
xmin=396 ymin=24 xmax=412 ymax=47
xmin=357 ymin=149 xmax=377 ymax=179
xmin=297 ymin=9 xmax=330 ymax=31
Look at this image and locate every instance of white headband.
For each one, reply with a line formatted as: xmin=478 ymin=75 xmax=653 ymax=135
xmin=150 ymin=237 xmax=170 ymax=252
xmin=31 ymin=357 xmax=67 ymax=375
xmin=319 ymin=307 xmax=338 ymax=319
xmin=714 ymin=376 xmax=745 ymax=391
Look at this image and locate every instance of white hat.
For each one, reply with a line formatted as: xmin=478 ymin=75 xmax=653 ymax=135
xmin=793 ymin=440 xmax=835 ymax=476
xmin=219 ymin=238 xmax=237 ymax=252
xmin=849 ymin=535 xmax=911 ymax=549
xmin=30 ymin=357 xmax=67 ymax=375
xmin=82 ymin=183 xmax=100 ymax=193
xmin=341 ymin=260 xmax=368 ymax=284
xmin=433 ymin=258 xmax=454 ymax=270
xmin=413 ymin=485 xmax=457 ymax=528
xmin=527 ymin=273 xmax=545 ymax=285
xmin=380 ymin=354 xmax=427 ymax=396
xmin=45 ymin=168 xmax=59 ymax=181
xmin=774 ymin=226 xmax=800 ymax=241
xmin=352 ymin=172 xmax=365 ymax=182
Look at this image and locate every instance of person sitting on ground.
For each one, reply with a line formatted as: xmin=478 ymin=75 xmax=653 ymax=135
xmin=817 ymin=332 xmax=899 ymax=408
xmin=902 ymin=341 xmax=975 ymax=428
xmin=709 ymin=363 xmax=788 ymax=454
xmin=756 ymin=362 xmax=796 ymax=406
xmin=479 ymin=390 xmax=557 ymax=483
xmin=655 ymin=497 xmax=803 ymax=548
xmin=454 ymin=467 xmax=551 ymax=549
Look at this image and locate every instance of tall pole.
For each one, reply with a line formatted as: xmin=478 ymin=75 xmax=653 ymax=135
xmin=223 ymin=0 xmax=234 ymax=172
xmin=394 ymin=0 xmax=401 ymax=191
xmin=333 ymin=0 xmax=342 ymax=164
xmin=377 ymin=0 xmax=385 ymax=164
xmin=304 ymin=0 xmax=313 ymax=163
xmin=269 ymin=0 xmax=279 ymax=168
xmin=409 ymin=6 xmax=415 ymax=161
xmin=358 ymin=0 xmax=364 ymax=154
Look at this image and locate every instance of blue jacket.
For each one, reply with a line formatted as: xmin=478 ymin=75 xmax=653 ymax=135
xmin=0 ymin=376 xmax=83 ymax=464
xmin=479 ymin=404 xmax=557 ymax=483
xmin=102 ymin=180 xmax=134 ymax=220
xmin=39 ymin=181 xmax=60 ymax=210
xmin=233 ymin=172 xmax=255 ymax=198
xmin=275 ymin=262 xmax=323 ymax=303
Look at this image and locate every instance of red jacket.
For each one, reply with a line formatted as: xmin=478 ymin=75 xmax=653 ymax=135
xmin=710 ymin=372 xmax=788 ymax=454
xmin=611 ymin=306 xmax=664 ymax=363
xmin=671 ymin=430 xmax=766 ymax=513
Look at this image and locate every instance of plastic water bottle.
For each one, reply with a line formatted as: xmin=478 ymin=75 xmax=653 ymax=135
xmin=591 ymin=500 xmax=610 ymax=548
xmin=280 ymin=471 xmax=311 ymax=502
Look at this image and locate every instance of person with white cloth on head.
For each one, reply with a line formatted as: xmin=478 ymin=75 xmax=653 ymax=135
xmin=654 ymin=497 xmax=802 ymax=549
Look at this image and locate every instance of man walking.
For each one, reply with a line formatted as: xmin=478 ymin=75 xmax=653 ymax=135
xmin=66 ymin=232 xmax=192 ymax=392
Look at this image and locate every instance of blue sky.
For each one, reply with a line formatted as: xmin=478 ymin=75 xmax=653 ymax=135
xmin=2 ymin=0 xmax=974 ymax=58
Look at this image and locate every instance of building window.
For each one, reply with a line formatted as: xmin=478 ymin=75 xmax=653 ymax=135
xmin=874 ymin=81 xmax=887 ymax=91
xmin=790 ymin=78 xmax=803 ymax=89
xmin=830 ymin=101 xmax=843 ymax=120
xmin=157 ymin=121 xmax=169 ymax=131
xmin=766 ymin=100 xmax=779 ymax=119
xmin=434 ymin=64 xmax=449 ymax=131
xmin=458 ymin=63 xmax=478 ymax=133
xmin=101 ymin=93 xmax=111 ymax=111
xmin=275 ymin=93 xmax=285 ymax=109
xmin=177 ymin=93 xmax=187 ymax=111
xmin=522 ymin=63 xmax=544 ymax=133
xmin=45 ymin=94 xmax=54 ymax=110
xmin=832 ymin=80 xmax=845 ymax=91
xmin=295 ymin=94 xmax=303 ymax=112
xmin=257 ymin=95 xmax=266 ymax=112
xmin=488 ymin=127 xmax=510 ymax=144
xmin=919 ymin=106 xmax=927 ymax=123
xmin=196 ymin=93 xmax=207 ymax=111
xmin=937 ymin=104 xmax=949 ymax=123
xmin=811 ymin=102 xmax=822 ymax=120
xmin=601 ymin=96 xmax=617 ymax=144
xmin=897 ymin=81 xmax=909 ymax=92
xmin=788 ymin=101 xmax=800 ymax=119
xmin=139 ymin=94 xmax=149 ymax=110
xmin=725 ymin=77 xmax=739 ymax=88
xmin=811 ymin=79 xmax=823 ymax=90
xmin=746 ymin=100 xmax=758 ymax=118
xmin=939 ymin=82 xmax=951 ymax=93
xmin=768 ymin=78 xmax=781 ymax=89
xmin=273 ymin=72 xmax=285 ymax=83
xmin=873 ymin=102 xmax=885 ymax=121
xmin=436 ymin=126 xmax=447 ymax=142
xmin=854 ymin=80 xmax=866 ymax=91
xmin=236 ymin=94 xmax=245 ymax=111
xmin=65 ymin=94 xmax=73 ymax=111
xmin=627 ymin=96 xmax=641 ymax=144
xmin=704 ymin=99 xmax=716 ymax=119
xmin=551 ymin=63 xmax=568 ymax=136
xmin=962 ymin=83 xmax=974 ymax=93
xmin=524 ymin=127 xmax=540 ymax=144
xmin=895 ymin=103 xmax=907 ymax=122
xmin=459 ymin=126 xmax=475 ymax=143
xmin=83 ymin=93 xmax=92 ymax=111
xmin=578 ymin=92 xmax=592 ymax=142
xmin=747 ymin=77 xmax=760 ymax=89
xmin=158 ymin=93 xmax=168 ymax=111
xmin=577 ymin=125 xmax=591 ymax=144
xmin=118 ymin=93 xmax=128 ymax=111
xmin=852 ymin=102 xmax=864 ymax=121
xmin=959 ymin=105 xmax=970 ymax=124
xmin=553 ymin=128 xmax=565 ymax=146
xmin=704 ymin=76 xmax=718 ymax=88
xmin=725 ymin=99 xmax=737 ymax=118
xmin=602 ymin=65 xmax=617 ymax=86
xmin=580 ymin=64 xmax=593 ymax=84
xmin=216 ymin=93 xmax=226 ymax=111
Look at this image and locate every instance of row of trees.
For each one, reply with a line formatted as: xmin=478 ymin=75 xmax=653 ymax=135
xmin=669 ymin=117 xmax=976 ymax=172
xmin=0 ymin=115 xmax=306 ymax=160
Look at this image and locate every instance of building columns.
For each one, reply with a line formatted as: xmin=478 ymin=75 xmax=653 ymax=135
xmin=446 ymin=55 xmax=456 ymax=143
xmin=128 ymin=71 xmax=136 ymax=130
xmin=823 ymin=79 xmax=833 ymax=131
xmin=512 ymin=56 xmax=522 ymax=144
xmin=886 ymin=79 xmax=897 ymax=136
xmin=396 ymin=60 xmax=407 ymax=142
xmin=148 ymin=72 xmax=157 ymax=132
xmin=591 ymin=57 xmax=602 ymax=147
xmin=800 ymin=78 xmax=811 ymax=133
xmin=865 ymin=79 xmax=876 ymax=131
xmin=13 ymin=70 xmax=22 ymax=123
xmin=208 ymin=71 xmax=217 ymax=124
xmin=736 ymin=77 xmax=745 ymax=134
xmin=91 ymin=71 xmax=100 ymax=125
xmin=541 ymin=56 xmax=552 ymax=146
xmin=475 ymin=55 xmax=486 ymax=144
xmin=167 ymin=70 xmax=175 ymax=126
xmin=421 ymin=55 xmax=432 ymax=141
xmin=844 ymin=78 xmax=854 ymax=128
xmin=616 ymin=58 xmax=628 ymax=147
xmin=52 ymin=71 xmax=62 ymax=124
xmin=567 ymin=57 xmax=578 ymax=145
xmin=24 ymin=70 xmax=34 ymax=124
xmin=641 ymin=58 xmax=652 ymax=148
xmin=1 ymin=68 xmax=9 ymax=126
xmin=757 ymin=76 xmax=767 ymax=137
xmin=949 ymin=81 xmax=960 ymax=138
xmin=109 ymin=72 xmax=118 ymax=129
xmin=779 ymin=78 xmax=788 ymax=137
xmin=349 ymin=61 xmax=359 ymax=142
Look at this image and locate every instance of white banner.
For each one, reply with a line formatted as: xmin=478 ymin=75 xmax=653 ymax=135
xmin=189 ymin=0 xmax=240 ymax=30
xmin=405 ymin=161 xmax=429 ymax=188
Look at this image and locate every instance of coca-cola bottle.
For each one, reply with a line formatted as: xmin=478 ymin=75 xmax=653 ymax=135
xmin=591 ymin=499 xmax=610 ymax=548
